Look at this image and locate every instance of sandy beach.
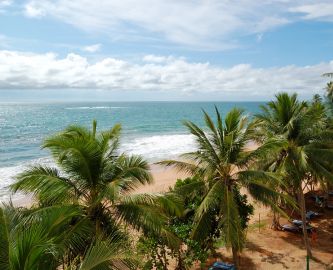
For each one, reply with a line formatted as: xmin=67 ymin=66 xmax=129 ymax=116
xmin=10 ymin=163 xmax=333 ymax=269
xmin=145 ymin=165 xmax=333 ymax=270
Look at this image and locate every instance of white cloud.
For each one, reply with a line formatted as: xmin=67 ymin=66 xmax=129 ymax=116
xmin=289 ymin=3 xmax=333 ymax=22
xmin=24 ymin=2 xmax=44 ymax=18
xmin=0 ymin=50 xmax=331 ymax=99
xmin=21 ymin=0 xmax=333 ymax=50
xmin=0 ymin=0 xmax=12 ymax=7
xmin=0 ymin=0 xmax=12 ymax=12
xmin=82 ymin=44 xmax=101 ymax=53
xmin=142 ymin=55 xmax=175 ymax=63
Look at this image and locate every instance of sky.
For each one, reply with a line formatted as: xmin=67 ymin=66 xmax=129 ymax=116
xmin=1 ymin=0 xmax=333 ymax=102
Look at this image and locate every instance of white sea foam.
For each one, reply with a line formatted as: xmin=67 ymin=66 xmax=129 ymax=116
xmin=0 ymin=133 xmax=196 ymax=201
xmin=122 ymin=133 xmax=196 ymax=161
xmin=0 ymin=157 xmax=54 ymax=202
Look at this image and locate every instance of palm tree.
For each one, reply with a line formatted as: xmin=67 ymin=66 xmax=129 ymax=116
xmin=0 ymin=204 xmax=86 ymax=269
xmin=159 ymin=108 xmax=284 ymax=269
xmin=322 ymin=73 xmax=333 ymax=103
xmin=253 ymin=93 xmax=333 ymax=258
xmin=11 ymin=121 xmax=182 ymax=253
xmin=0 ymin=204 xmax=135 ymax=269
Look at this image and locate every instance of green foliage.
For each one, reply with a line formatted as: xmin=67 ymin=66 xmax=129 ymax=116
xmin=0 ymin=208 xmax=9 ymax=270
xmin=9 ymin=121 xmax=182 ymax=269
xmin=138 ymin=176 xmax=254 ymax=270
xmin=137 ymin=177 xmax=209 ymax=270
xmin=253 ymin=92 xmax=333 ymax=257
xmin=232 ymin=187 xmax=254 ymax=230
xmin=0 ymin=204 xmax=93 ymax=270
xmin=248 ymin=220 xmax=267 ymax=231
xmin=158 ymin=107 xmax=283 ymax=268
xmin=137 ymin=235 xmax=171 ymax=270
xmin=173 ymin=177 xmax=204 ymax=210
xmin=254 ymin=92 xmax=333 ymax=189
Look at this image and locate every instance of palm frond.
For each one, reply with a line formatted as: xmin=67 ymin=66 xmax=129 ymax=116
xmin=0 ymin=208 xmax=10 ymax=270
xmin=195 ymin=180 xmax=224 ymax=219
xmin=11 ymin=166 xmax=77 ymax=204
xmin=155 ymin=160 xmax=199 ymax=175
xmin=219 ymin=186 xmax=244 ymax=251
xmin=106 ymin=155 xmax=152 ymax=187
xmin=78 ymin=235 xmax=135 ymax=270
xmin=191 ymin=210 xmax=216 ymax=242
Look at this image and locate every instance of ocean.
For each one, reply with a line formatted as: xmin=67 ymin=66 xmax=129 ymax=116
xmin=0 ymin=101 xmax=263 ymax=201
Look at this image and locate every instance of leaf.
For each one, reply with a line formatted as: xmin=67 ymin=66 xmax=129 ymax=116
xmin=0 ymin=208 xmax=10 ymax=270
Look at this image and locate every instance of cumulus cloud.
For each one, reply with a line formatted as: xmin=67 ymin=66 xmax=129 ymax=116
xmin=20 ymin=0 xmax=333 ymax=50
xmin=82 ymin=44 xmax=101 ymax=53
xmin=0 ymin=50 xmax=331 ymax=99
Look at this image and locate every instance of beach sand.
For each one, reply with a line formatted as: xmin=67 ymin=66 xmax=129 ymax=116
xmin=135 ymin=164 xmax=189 ymax=193
xmin=145 ymin=165 xmax=333 ymax=270
xmin=11 ymin=163 xmax=333 ymax=269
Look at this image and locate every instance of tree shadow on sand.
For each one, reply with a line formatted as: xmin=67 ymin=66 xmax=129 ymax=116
xmin=245 ymin=241 xmax=291 ymax=269
xmin=277 ymin=209 xmax=333 ymax=267
xmin=200 ymin=251 xmax=257 ymax=270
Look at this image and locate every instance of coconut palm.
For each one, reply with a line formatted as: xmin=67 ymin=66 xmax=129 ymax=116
xmin=322 ymin=73 xmax=333 ymax=104
xmin=158 ymin=108 xmax=284 ymax=269
xmin=11 ymin=121 xmax=182 ymax=247
xmin=326 ymin=82 xmax=333 ymax=101
xmin=253 ymin=93 xmax=333 ymax=258
xmin=0 ymin=203 xmax=136 ymax=270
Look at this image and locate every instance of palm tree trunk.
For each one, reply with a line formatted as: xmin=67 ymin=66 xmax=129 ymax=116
xmin=271 ymin=210 xmax=282 ymax=230
xmin=232 ymin=245 xmax=240 ymax=269
xmin=297 ymin=184 xmax=312 ymax=258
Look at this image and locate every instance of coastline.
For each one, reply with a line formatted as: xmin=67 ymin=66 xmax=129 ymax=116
xmin=8 ymin=141 xmax=259 ymax=206
xmin=9 ymin=163 xmax=188 ymax=207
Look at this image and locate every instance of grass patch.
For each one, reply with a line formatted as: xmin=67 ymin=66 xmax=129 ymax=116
xmin=214 ymin=238 xmax=226 ymax=248
xmin=248 ymin=220 xmax=267 ymax=231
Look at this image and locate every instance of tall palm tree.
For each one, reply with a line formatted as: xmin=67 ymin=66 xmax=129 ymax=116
xmin=253 ymin=93 xmax=333 ymax=258
xmin=159 ymin=108 xmax=284 ymax=269
xmin=11 ymin=121 xmax=182 ymax=249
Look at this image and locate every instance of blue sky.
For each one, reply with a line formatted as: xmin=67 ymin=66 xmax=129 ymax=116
xmin=1 ymin=0 xmax=333 ymax=101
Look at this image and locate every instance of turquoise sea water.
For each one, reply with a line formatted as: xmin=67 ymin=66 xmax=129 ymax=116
xmin=0 ymin=101 xmax=262 ymax=200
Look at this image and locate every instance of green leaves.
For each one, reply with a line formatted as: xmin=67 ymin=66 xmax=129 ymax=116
xmin=255 ymin=92 xmax=333 ymax=185
xmin=160 ymin=107 xmax=268 ymax=261
xmin=254 ymin=92 xmax=333 ymax=258
xmin=78 ymin=236 xmax=135 ymax=270
xmin=0 ymin=204 xmax=91 ymax=270
xmin=0 ymin=208 xmax=10 ymax=270
xmin=219 ymin=186 xmax=244 ymax=251
xmin=11 ymin=121 xmax=176 ymax=268
xmin=115 ymin=192 xmax=183 ymax=234
xmin=12 ymin=166 xmax=76 ymax=205
xmin=195 ymin=180 xmax=223 ymax=218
